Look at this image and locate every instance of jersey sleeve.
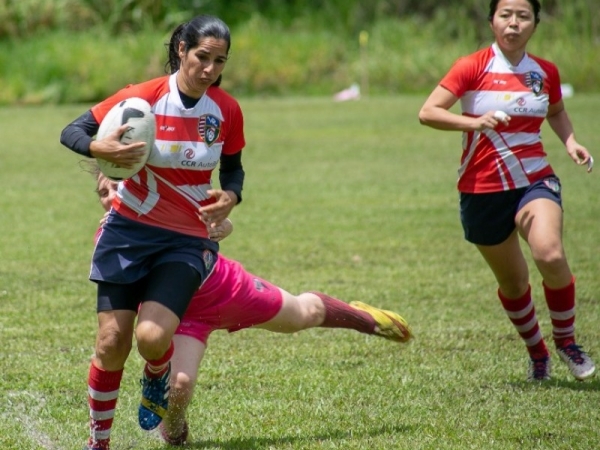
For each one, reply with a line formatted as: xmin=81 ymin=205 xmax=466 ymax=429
xmin=544 ymin=61 xmax=562 ymax=105
xmin=221 ymin=97 xmax=245 ymax=156
xmin=439 ymin=53 xmax=482 ymax=98
xmin=90 ymin=77 xmax=169 ymax=124
xmin=59 ymin=110 xmax=100 ymax=157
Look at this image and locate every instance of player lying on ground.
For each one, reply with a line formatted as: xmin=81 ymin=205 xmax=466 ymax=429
xmin=94 ymin=172 xmax=413 ymax=446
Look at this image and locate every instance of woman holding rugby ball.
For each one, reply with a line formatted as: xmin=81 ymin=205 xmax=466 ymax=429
xmin=61 ymin=15 xmax=246 ymax=450
xmin=418 ymin=0 xmax=594 ymax=381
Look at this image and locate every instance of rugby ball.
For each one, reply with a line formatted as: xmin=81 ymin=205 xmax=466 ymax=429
xmin=96 ymin=97 xmax=156 ymax=181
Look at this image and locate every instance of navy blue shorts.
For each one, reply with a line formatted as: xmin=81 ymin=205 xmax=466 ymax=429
xmin=91 ymin=212 xmax=219 ymax=316
xmin=460 ymin=176 xmax=562 ymax=246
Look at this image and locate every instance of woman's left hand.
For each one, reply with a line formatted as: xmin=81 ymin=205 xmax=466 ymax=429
xmin=197 ymin=189 xmax=237 ymax=228
xmin=567 ymin=142 xmax=594 ymax=173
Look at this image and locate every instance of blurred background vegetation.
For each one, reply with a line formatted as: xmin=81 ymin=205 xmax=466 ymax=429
xmin=0 ymin=0 xmax=597 ymax=104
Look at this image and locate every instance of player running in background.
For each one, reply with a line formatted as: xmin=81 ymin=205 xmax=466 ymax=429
xmin=418 ymin=0 xmax=594 ymax=381
xmin=61 ymin=15 xmax=247 ymax=450
xmin=92 ymin=170 xmax=412 ymax=446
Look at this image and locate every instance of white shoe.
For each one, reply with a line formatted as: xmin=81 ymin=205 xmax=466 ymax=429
xmin=557 ymin=343 xmax=596 ymax=381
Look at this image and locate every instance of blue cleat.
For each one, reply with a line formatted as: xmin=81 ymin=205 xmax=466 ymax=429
xmin=138 ymin=363 xmax=171 ymax=430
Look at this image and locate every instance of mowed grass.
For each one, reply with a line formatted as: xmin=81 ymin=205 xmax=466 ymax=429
xmin=1 ymin=95 xmax=600 ymax=449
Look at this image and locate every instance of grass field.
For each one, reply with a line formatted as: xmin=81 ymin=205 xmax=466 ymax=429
xmin=1 ymin=95 xmax=599 ymax=449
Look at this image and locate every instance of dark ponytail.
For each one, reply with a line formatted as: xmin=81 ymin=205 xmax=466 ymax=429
xmin=165 ymin=23 xmax=187 ymax=74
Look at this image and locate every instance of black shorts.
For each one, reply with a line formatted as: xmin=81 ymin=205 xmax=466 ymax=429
xmin=96 ymin=262 xmax=205 ymax=319
xmin=460 ymin=176 xmax=562 ymax=246
xmin=92 ymin=212 xmax=218 ymax=318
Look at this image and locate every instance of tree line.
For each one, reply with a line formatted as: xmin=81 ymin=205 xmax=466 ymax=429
xmin=1 ymin=0 xmax=595 ymax=40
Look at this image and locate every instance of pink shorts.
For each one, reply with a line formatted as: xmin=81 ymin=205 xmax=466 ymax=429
xmin=175 ymin=255 xmax=283 ymax=345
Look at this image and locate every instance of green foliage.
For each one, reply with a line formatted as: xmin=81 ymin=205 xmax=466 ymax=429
xmin=0 ymin=0 xmax=598 ymax=103
xmin=0 ymin=29 xmax=167 ymax=104
xmin=0 ymin=0 xmax=71 ymax=37
xmin=1 ymin=96 xmax=600 ymax=449
xmin=227 ymin=16 xmax=350 ymax=95
xmin=2 ymin=0 xmax=598 ymax=40
xmin=0 ymin=0 xmax=182 ymax=37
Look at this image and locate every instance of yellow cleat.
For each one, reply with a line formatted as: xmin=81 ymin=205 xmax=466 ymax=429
xmin=349 ymin=301 xmax=413 ymax=343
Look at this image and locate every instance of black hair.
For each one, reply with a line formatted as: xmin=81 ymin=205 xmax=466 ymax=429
xmin=488 ymin=0 xmax=541 ymax=25
xmin=164 ymin=15 xmax=231 ymax=86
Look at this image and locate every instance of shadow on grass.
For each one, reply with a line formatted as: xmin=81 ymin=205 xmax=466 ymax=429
xmin=159 ymin=423 xmax=414 ymax=450
xmin=509 ymin=375 xmax=600 ymax=392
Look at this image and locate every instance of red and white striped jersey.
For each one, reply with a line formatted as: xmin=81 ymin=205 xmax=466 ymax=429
xmin=91 ymin=74 xmax=245 ymax=237
xmin=440 ymin=43 xmax=561 ymax=193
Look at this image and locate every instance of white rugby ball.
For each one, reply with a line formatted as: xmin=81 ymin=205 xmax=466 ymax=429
xmin=96 ymin=97 xmax=156 ymax=181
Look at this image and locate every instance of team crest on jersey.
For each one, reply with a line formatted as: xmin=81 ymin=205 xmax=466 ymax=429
xmin=544 ymin=178 xmax=561 ymax=193
xmin=525 ymin=71 xmax=544 ymax=95
xmin=198 ymin=114 xmax=221 ymax=147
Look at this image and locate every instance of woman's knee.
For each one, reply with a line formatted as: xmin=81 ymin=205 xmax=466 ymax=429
xmin=168 ymin=370 xmax=196 ymax=415
xmin=135 ymin=320 xmax=172 ymax=360
xmin=531 ymin=244 xmax=565 ymax=268
xmin=293 ymin=293 xmax=325 ymax=329
xmin=495 ymin=272 xmax=530 ymax=298
xmin=171 ymin=370 xmax=196 ymax=396
xmin=95 ymin=326 xmax=132 ymax=365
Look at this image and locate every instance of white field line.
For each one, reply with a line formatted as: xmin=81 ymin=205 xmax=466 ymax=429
xmin=5 ymin=391 xmax=62 ymax=450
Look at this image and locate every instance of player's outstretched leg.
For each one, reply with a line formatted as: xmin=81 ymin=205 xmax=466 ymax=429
xmin=311 ymin=292 xmax=412 ymax=343
xmin=349 ymin=301 xmax=412 ymax=343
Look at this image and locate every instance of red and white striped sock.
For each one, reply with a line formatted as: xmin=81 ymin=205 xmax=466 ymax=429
xmin=87 ymin=363 xmax=123 ymax=450
xmin=145 ymin=340 xmax=174 ymax=378
xmin=543 ymin=277 xmax=576 ymax=348
xmin=311 ymin=292 xmax=376 ymax=334
xmin=498 ymin=285 xmax=548 ymax=358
